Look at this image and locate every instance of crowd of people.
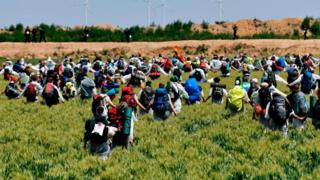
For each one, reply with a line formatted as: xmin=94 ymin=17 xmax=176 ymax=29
xmin=1 ymin=49 xmax=320 ymax=160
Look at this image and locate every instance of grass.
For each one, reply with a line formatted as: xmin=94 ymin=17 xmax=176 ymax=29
xmin=0 ymin=68 xmax=320 ymax=179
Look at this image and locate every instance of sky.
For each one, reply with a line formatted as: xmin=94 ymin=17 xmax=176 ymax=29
xmin=0 ymin=0 xmax=318 ymax=28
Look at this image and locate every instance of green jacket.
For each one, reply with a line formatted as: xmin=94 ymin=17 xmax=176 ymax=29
xmin=122 ymin=107 xmax=133 ymax=135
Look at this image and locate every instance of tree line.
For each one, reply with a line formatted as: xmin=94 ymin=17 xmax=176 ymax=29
xmin=0 ymin=17 xmax=320 ymax=42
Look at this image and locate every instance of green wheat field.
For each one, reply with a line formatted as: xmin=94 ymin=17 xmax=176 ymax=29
xmin=1 ymin=65 xmax=320 ymax=179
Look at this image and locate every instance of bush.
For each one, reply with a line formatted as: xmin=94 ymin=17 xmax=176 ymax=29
xmin=301 ymin=17 xmax=312 ymax=30
xmin=310 ymin=21 xmax=320 ymax=37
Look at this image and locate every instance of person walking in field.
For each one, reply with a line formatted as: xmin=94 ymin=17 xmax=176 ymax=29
xmin=18 ymin=74 xmax=43 ymax=103
xmin=152 ymin=83 xmax=176 ymax=121
xmin=24 ymin=26 xmax=32 ymax=43
xmin=232 ymin=25 xmax=238 ymax=40
xmin=205 ymin=77 xmax=228 ymax=105
xmin=226 ymin=77 xmax=250 ymax=113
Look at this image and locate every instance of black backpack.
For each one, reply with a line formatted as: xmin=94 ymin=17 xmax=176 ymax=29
xmin=269 ymin=95 xmax=289 ymax=125
xmin=194 ymin=70 xmax=202 ymax=82
xmin=211 ymin=84 xmax=223 ymax=101
xmin=267 ymin=71 xmax=277 ymax=87
xmin=139 ymin=87 xmax=155 ymax=108
xmin=5 ymin=83 xmax=20 ymax=98
xmin=258 ymin=87 xmax=271 ymax=109
xmin=287 ymin=68 xmax=300 ymax=84
xmin=90 ymin=121 xmax=108 ymax=144
xmin=312 ymin=100 xmax=320 ymax=119
xmin=117 ymin=59 xmax=125 ymax=70
xmin=173 ymin=68 xmax=182 ymax=77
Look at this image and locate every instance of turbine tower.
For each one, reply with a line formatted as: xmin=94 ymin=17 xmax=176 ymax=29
xmin=217 ymin=0 xmax=223 ymax=22
xmin=84 ymin=0 xmax=89 ymax=26
xmin=161 ymin=0 xmax=167 ymax=27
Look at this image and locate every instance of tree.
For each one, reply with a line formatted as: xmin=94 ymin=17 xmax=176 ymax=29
xmin=310 ymin=20 xmax=320 ymax=36
xmin=15 ymin=23 xmax=24 ymax=32
xmin=300 ymin=17 xmax=311 ymax=30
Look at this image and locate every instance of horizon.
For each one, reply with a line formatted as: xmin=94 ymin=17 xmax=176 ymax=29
xmin=0 ymin=0 xmax=319 ymax=28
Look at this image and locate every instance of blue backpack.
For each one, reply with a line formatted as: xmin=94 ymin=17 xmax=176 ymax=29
xmin=277 ymin=57 xmax=286 ymax=68
xmin=152 ymin=88 xmax=169 ymax=112
xmin=293 ymin=92 xmax=309 ymax=117
xmin=185 ymin=78 xmax=201 ymax=103
xmin=301 ymin=70 xmax=314 ymax=94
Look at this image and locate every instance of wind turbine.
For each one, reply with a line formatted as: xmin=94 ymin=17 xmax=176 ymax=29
xmin=84 ymin=0 xmax=89 ymax=26
xmin=217 ymin=0 xmax=223 ymax=22
xmin=143 ymin=0 xmax=152 ymax=26
xmin=154 ymin=0 xmax=167 ymax=27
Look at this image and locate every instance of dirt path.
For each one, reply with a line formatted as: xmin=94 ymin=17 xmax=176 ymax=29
xmin=1 ymin=40 xmax=320 ymax=58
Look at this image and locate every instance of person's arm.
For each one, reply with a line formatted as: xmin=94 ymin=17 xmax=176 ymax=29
xmin=177 ymin=84 xmax=189 ymax=100
xmin=92 ymin=87 xmax=97 ymax=96
xmin=107 ymin=97 xmax=116 ymax=108
xmin=134 ymin=95 xmax=146 ymax=111
xmin=54 ymin=85 xmax=65 ymax=102
xmin=36 ymin=83 xmax=43 ymax=96
xmin=264 ymin=102 xmax=271 ymax=119
xmin=243 ymin=91 xmax=250 ymax=103
xmin=168 ymin=95 xmax=176 ymax=116
xmin=121 ymin=74 xmax=131 ymax=84
xmin=158 ymin=66 xmax=168 ymax=75
xmin=204 ymin=88 xmax=213 ymax=102
xmin=312 ymin=73 xmax=320 ymax=80
xmin=272 ymin=88 xmax=287 ymax=98
xmin=275 ymin=74 xmax=288 ymax=85
xmin=288 ymin=75 xmax=303 ymax=86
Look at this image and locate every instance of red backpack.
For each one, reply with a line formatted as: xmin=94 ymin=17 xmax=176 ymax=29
xmin=24 ymin=83 xmax=37 ymax=98
xmin=43 ymin=83 xmax=56 ymax=98
xmin=200 ymin=62 xmax=207 ymax=69
xmin=121 ymin=86 xmax=137 ymax=107
xmin=108 ymin=107 xmax=123 ymax=131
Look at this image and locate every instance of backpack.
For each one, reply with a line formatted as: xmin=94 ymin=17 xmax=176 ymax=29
xmin=4 ymin=68 xmax=11 ymax=80
xmin=64 ymin=82 xmax=76 ymax=97
xmin=108 ymin=107 xmax=124 ymax=130
xmin=63 ymin=67 xmax=74 ymax=78
xmin=292 ymin=92 xmax=309 ymax=117
xmin=185 ymin=78 xmax=201 ymax=103
xmin=43 ymin=83 xmax=57 ymax=99
xmin=90 ymin=121 xmax=108 ymax=144
xmin=117 ymin=59 xmax=125 ymax=70
xmin=211 ymin=84 xmax=224 ymax=102
xmin=200 ymin=62 xmax=207 ymax=69
xmin=312 ymin=100 xmax=320 ymax=119
xmin=258 ymin=87 xmax=271 ymax=109
xmin=121 ymin=86 xmax=137 ymax=108
xmin=232 ymin=60 xmax=240 ymax=69
xmin=277 ymin=57 xmax=286 ymax=68
xmin=267 ymin=70 xmax=277 ymax=87
xmin=194 ymin=70 xmax=202 ymax=82
xmin=92 ymin=62 xmax=101 ymax=71
xmin=269 ymin=95 xmax=288 ymax=125
xmin=24 ymin=83 xmax=37 ymax=98
xmin=92 ymin=95 xmax=106 ymax=116
xmin=287 ymin=68 xmax=299 ymax=84
xmin=149 ymin=64 xmax=161 ymax=79
xmin=139 ymin=87 xmax=154 ymax=108
xmin=227 ymin=86 xmax=244 ymax=112
xmin=301 ymin=70 xmax=314 ymax=94
xmin=5 ymin=83 xmax=20 ymax=98
xmin=173 ymin=68 xmax=182 ymax=77
xmin=221 ymin=63 xmax=230 ymax=74
xmin=183 ymin=63 xmax=192 ymax=72
xmin=152 ymin=87 xmax=169 ymax=112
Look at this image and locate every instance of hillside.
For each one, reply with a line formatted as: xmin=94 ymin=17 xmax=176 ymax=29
xmin=1 ymin=69 xmax=320 ymax=179
xmin=193 ymin=18 xmax=304 ymax=37
xmin=1 ymin=39 xmax=320 ymax=59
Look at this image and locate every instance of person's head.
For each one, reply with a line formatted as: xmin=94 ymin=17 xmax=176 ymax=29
xmin=235 ymin=76 xmax=241 ymax=86
xmin=214 ymin=77 xmax=220 ymax=83
xmin=170 ymin=76 xmax=179 ymax=83
xmin=290 ymin=84 xmax=300 ymax=92
xmin=159 ymin=83 xmax=165 ymax=88
xmin=31 ymin=74 xmax=38 ymax=82
xmin=146 ymin=80 xmax=152 ymax=87
xmin=47 ymin=77 xmax=53 ymax=83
